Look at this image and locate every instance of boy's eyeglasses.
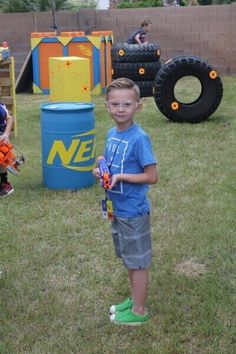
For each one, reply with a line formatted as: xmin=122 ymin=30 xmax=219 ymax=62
xmin=106 ymin=101 xmax=138 ymax=110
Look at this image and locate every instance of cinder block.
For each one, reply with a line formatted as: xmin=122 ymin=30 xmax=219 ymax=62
xmin=174 ymin=41 xmax=192 ymax=50
xmin=158 ymin=24 xmax=175 ymax=33
xmin=184 ymin=32 xmax=200 ymax=41
xmin=192 ymin=23 xmax=209 ymax=32
xmin=199 ymin=41 xmax=209 ymax=50
xmin=209 ymin=22 xmax=226 ymax=32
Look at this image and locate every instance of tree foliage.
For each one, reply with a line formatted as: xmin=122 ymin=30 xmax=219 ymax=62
xmin=0 ymin=0 xmax=97 ymax=13
xmin=117 ymin=0 xmax=163 ymax=7
xmin=117 ymin=0 xmax=235 ymax=7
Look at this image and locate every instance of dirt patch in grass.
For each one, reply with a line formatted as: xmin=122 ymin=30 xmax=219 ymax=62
xmin=173 ymin=258 xmax=207 ymax=278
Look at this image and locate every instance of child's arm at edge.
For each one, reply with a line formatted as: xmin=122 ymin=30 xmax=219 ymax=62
xmin=0 ymin=112 xmax=14 ymax=144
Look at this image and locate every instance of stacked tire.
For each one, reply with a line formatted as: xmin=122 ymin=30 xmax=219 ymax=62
xmin=111 ymin=43 xmax=161 ymax=97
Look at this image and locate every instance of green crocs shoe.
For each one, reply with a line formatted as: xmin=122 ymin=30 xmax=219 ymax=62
xmin=109 ymin=297 xmax=133 ymax=314
xmin=110 ymin=309 xmax=149 ymax=326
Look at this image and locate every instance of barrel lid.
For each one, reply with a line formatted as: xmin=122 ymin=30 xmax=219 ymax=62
xmin=40 ymin=102 xmax=95 ymax=112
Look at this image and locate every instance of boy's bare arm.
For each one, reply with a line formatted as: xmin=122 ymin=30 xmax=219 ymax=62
xmin=110 ymin=164 xmax=158 ymax=189
xmin=134 ymin=33 xmax=142 ymax=44
xmin=5 ymin=113 xmax=14 ymax=136
xmin=0 ymin=113 xmax=14 ymax=143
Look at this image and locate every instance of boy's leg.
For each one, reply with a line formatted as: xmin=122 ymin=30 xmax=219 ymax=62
xmin=110 ymin=214 xmax=151 ymax=323
xmin=0 ymin=171 xmax=14 ymax=196
xmin=128 ymin=268 xmax=149 ymax=315
xmin=110 ymin=268 xmax=149 ymax=325
xmin=0 ymin=171 xmax=8 ymax=184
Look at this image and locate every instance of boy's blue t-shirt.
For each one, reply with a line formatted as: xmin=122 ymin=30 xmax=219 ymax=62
xmin=104 ymin=123 xmax=157 ymax=217
xmin=0 ymin=103 xmax=7 ymax=133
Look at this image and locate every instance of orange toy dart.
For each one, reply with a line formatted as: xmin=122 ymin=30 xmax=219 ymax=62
xmin=0 ymin=142 xmax=25 ymax=175
xmin=98 ymin=156 xmax=111 ymax=190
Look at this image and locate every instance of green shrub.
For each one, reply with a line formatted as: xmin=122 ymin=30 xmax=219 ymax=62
xmin=117 ymin=0 xmax=163 ymax=8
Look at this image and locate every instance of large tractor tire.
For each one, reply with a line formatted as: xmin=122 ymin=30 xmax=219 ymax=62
xmin=111 ymin=43 xmax=161 ymax=63
xmin=153 ymin=56 xmax=223 ymax=123
xmin=112 ymin=61 xmax=161 ymax=81
xmin=135 ymin=81 xmax=154 ymax=98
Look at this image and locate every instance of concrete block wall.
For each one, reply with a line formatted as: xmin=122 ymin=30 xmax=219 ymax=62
xmin=0 ymin=4 xmax=236 ymax=79
xmin=0 ymin=11 xmax=79 ymax=78
xmin=92 ymin=3 xmax=236 ymax=74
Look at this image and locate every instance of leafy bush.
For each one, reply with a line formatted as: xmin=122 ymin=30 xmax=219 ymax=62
xmin=117 ymin=0 xmax=235 ymax=7
xmin=198 ymin=0 xmax=235 ymax=4
xmin=117 ymin=0 xmax=163 ymax=8
xmin=0 ymin=0 xmax=96 ymax=13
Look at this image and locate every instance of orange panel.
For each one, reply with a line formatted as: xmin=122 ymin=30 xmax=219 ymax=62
xmin=67 ymin=42 xmax=93 ymax=89
xmin=39 ymin=42 xmax=63 ymax=90
xmin=91 ymin=31 xmax=113 ymax=86
xmin=61 ymin=32 xmax=85 ymax=37
xmin=106 ymin=38 xmax=113 ymax=86
xmin=91 ymin=31 xmax=113 ymax=36
xmin=31 ymin=32 xmax=56 ymax=38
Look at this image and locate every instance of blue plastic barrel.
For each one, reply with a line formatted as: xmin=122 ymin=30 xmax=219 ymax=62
xmin=40 ymin=102 xmax=95 ymax=190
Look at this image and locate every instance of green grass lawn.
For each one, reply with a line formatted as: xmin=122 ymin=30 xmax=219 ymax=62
xmin=1 ymin=76 xmax=236 ymax=354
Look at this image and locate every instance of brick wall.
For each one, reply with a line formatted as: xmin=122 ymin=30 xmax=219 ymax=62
xmin=0 ymin=4 xmax=235 ymax=79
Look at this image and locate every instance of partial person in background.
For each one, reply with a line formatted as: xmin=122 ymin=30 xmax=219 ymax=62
xmin=163 ymin=0 xmax=180 ymax=7
xmin=127 ymin=20 xmax=151 ymax=45
xmin=188 ymin=0 xmax=199 ymax=5
xmin=0 ymin=102 xmax=14 ymax=197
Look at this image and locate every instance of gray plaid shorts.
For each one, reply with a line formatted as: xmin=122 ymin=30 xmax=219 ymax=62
xmin=111 ymin=213 xmax=152 ymax=270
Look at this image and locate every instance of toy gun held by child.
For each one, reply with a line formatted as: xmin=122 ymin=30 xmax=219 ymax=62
xmin=0 ymin=142 xmax=25 ymax=175
xmin=98 ymin=156 xmax=111 ymax=190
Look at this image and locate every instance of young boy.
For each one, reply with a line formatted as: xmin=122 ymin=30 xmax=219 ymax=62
xmin=126 ymin=19 xmax=151 ymax=44
xmin=0 ymin=102 xmax=14 ymax=197
xmin=93 ymin=78 xmax=158 ymax=325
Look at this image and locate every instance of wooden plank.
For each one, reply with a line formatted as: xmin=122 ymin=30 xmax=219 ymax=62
xmin=6 ymin=104 xmax=14 ymax=114
xmin=0 ymin=57 xmax=11 ymax=65
xmin=0 ymin=63 xmax=10 ymax=70
xmin=0 ymin=77 xmax=11 ymax=86
xmin=1 ymin=86 xmax=12 ymax=96
xmin=1 ymin=96 xmax=13 ymax=105
xmin=0 ymin=70 xmax=10 ymax=77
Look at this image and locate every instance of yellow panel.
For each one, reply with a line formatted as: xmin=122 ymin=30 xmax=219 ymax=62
xmin=49 ymin=57 xmax=91 ymax=102
xmin=86 ymin=36 xmax=101 ymax=50
xmin=91 ymin=83 xmax=102 ymax=95
xmin=33 ymin=83 xmax=43 ymax=94
xmin=57 ymin=36 xmax=73 ymax=46
xmin=31 ymin=37 xmax=42 ymax=50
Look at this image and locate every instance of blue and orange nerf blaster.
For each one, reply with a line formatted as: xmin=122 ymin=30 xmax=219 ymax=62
xmin=98 ymin=156 xmax=111 ymax=190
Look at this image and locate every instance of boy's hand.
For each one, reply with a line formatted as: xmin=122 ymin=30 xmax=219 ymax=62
xmin=0 ymin=133 xmax=10 ymax=144
xmin=92 ymin=167 xmax=101 ymax=179
xmin=110 ymin=174 xmax=121 ymax=189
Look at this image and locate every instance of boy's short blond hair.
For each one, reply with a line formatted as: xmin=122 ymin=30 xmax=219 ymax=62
xmin=106 ymin=78 xmax=140 ymax=101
